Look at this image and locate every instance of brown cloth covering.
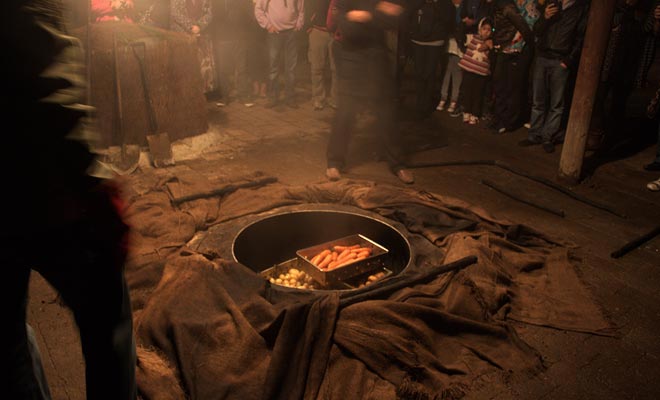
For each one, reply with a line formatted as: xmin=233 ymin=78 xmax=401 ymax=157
xmin=122 ymin=175 xmax=613 ymax=399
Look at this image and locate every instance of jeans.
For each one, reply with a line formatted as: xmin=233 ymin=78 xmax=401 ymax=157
xmin=461 ymin=71 xmax=488 ymax=117
xmin=441 ymin=54 xmax=462 ymax=103
xmin=529 ymin=56 xmax=570 ymax=143
xmin=3 ymin=187 xmax=136 ymax=400
xmin=308 ymin=28 xmax=337 ymax=105
xmin=267 ymin=29 xmax=298 ymax=101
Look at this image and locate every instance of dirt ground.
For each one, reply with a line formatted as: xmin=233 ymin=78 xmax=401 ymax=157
xmin=27 ymin=60 xmax=660 ymax=399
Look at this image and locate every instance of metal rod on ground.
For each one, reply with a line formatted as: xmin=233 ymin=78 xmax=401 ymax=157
xmin=610 ymin=225 xmax=660 ymax=259
xmin=407 ymin=159 xmax=625 ymax=218
xmin=171 ymin=176 xmax=278 ymax=205
xmin=481 ymin=179 xmax=565 ymax=217
xmin=338 ymin=255 xmax=478 ymax=307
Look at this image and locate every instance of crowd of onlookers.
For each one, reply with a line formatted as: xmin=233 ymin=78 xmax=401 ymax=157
xmin=87 ymin=0 xmax=660 ymax=188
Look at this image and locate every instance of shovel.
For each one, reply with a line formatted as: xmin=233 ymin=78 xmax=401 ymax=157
xmin=131 ymin=41 xmax=175 ymax=168
xmin=108 ymin=33 xmax=140 ymax=175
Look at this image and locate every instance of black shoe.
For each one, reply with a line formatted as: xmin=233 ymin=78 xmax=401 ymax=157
xmin=542 ymin=141 xmax=555 ymax=153
xmin=518 ymin=138 xmax=541 ymax=147
xmin=285 ymin=98 xmax=298 ymax=109
xmin=644 ymin=161 xmax=660 ymax=171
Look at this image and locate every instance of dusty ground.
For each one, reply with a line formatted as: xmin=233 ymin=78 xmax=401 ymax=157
xmin=27 ymin=64 xmax=660 ymax=399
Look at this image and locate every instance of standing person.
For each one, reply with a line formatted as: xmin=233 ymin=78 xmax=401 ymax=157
xmin=458 ymin=17 xmax=493 ymax=125
xmin=170 ymin=0 xmax=216 ymax=95
xmin=437 ymin=0 xmax=465 ymax=113
xmin=325 ymin=0 xmax=414 ymax=184
xmin=519 ymin=0 xmax=588 ymax=153
xmin=247 ymin=0 xmax=270 ymax=100
xmin=408 ymin=0 xmax=454 ymax=118
xmin=210 ymin=0 xmax=255 ymax=107
xmin=2 ymin=1 xmax=136 ymax=399
xmin=491 ymin=0 xmax=536 ymax=134
xmin=254 ymin=0 xmax=305 ymax=108
xmin=308 ymin=0 xmax=338 ymax=110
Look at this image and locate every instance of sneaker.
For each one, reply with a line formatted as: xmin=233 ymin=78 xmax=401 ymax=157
xmin=285 ymin=98 xmax=298 ymax=109
xmin=469 ymin=115 xmax=479 ymax=125
xmin=524 ymin=122 xmax=531 ymax=129
xmin=518 ymin=138 xmax=541 ymax=147
xmin=326 ymin=167 xmax=341 ymax=181
xmin=542 ymin=141 xmax=555 ymax=153
xmin=327 ymin=100 xmax=338 ymax=109
xmin=643 ymin=161 xmax=660 ymax=171
xmin=497 ymin=127 xmax=507 ymax=134
xmin=215 ymin=101 xmax=226 ymax=107
xmin=313 ymin=101 xmax=324 ymax=111
xmin=395 ymin=169 xmax=415 ymax=184
xmin=244 ymin=100 xmax=255 ymax=108
xmin=647 ymin=178 xmax=660 ymax=191
xmin=447 ymin=102 xmax=457 ymax=113
xmin=462 ymin=112 xmax=471 ymax=123
xmin=436 ymin=100 xmax=446 ymax=111
xmin=449 ymin=107 xmax=462 ymax=118
xmin=264 ymin=98 xmax=278 ymax=109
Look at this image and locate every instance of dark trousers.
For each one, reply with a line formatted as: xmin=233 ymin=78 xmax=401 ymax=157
xmin=493 ymin=48 xmax=533 ymax=129
xmin=3 ymin=187 xmax=136 ymax=400
xmin=266 ymin=29 xmax=298 ymax=101
xmin=328 ymin=42 xmax=405 ymax=172
xmin=214 ymin=39 xmax=250 ymax=101
xmin=529 ymin=56 xmax=570 ymax=142
xmin=412 ymin=42 xmax=444 ymax=115
xmin=461 ymin=71 xmax=488 ymax=117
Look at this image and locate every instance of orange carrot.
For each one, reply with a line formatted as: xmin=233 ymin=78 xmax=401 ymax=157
xmin=317 ymin=254 xmax=333 ymax=269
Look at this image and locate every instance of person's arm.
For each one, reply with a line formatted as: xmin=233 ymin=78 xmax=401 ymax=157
xmin=295 ymin=0 xmax=306 ymax=30
xmin=254 ymin=0 xmax=273 ymax=30
xmin=373 ymin=0 xmax=404 ymax=30
xmin=197 ymin=0 xmax=213 ymax=31
xmin=504 ymin=3 xmax=533 ymax=45
xmin=564 ymin=4 xmax=588 ymax=68
xmin=533 ymin=2 xmax=559 ymax=38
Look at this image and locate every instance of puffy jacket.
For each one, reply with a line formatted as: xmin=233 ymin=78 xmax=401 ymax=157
xmin=533 ymin=0 xmax=589 ymax=68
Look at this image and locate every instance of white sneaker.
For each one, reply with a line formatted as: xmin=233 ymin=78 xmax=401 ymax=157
xmin=447 ymin=102 xmax=457 ymax=113
xmin=436 ymin=100 xmax=446 ymax=111
xmin=462 ymin=112 xmax=471 ymax=123
xmin=524 ymin=122 xmax=531 ymax=129
xmin=469 ymin=115 xmax=479 ymax=125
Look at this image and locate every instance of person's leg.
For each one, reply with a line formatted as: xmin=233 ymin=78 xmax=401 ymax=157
xmin=449 ymin=55 xmax=463 ymax=104
xmin=328 ymin=34 xmax=338 ymax=107
xmin=234 ymin=39 xmax=251 ymax=103
xmin=308 ymin=28 xmax=327 ymax=108
xmin=283 ymin=30 xmax=299 ymax=103
xmin=412 ymin=43 xmax=428 ymax=114
xmin=528 ymin=57 xmax=547 ymax=142
xmin=36 ymin=188 xmax=136 ymax=400
xmin=215 ymin=40 xmax=236 ymax=103
xmin=266 ymin=33 xmax=282 ymax=104
xmin=541 ymin=60 xmax=570 ymax=143
xmin=492 ymin=53 xmax=511 ymax=128
xmin=461 ymin=72 xmax=476 ymax=116
xmin=3 ymin=250 xmax=50 ymax=400
xmin=510 ymin=46 xmax=534 ymax=128
xmin=422 ymin=45 xmax=443 ymax=113
xmin=471 ymin=74 xmax=487 ymax=118
xmin=327 ymin=94 xmax=357 ymax=170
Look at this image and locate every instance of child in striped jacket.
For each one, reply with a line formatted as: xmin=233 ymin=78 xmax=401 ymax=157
xmin=458 ymin=18 xmax=493 ymax=125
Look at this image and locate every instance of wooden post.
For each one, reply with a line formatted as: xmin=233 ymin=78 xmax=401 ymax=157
xmin=558 ymin=0 xmax=617 ymax=184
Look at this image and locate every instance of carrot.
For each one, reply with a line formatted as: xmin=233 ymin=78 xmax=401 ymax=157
xmin=333 ymin=244 xmax=361 ymax=251
xmin=317 ymin=254 xmax=333 ymax=269
xmin=311 ymin=249 xmax=331 ymax=265
xmin=349 ymin=247 xmax=372 ymax=254
xmin=336 ymin=249 xmax=352 ymax=262
xmin=331 ymin=251 xmax=338 ymax=261
xmin=356 ymin=250 xmax=370 ymax=259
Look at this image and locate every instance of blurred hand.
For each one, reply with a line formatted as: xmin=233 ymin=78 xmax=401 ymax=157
xmin=462 ymin=17 xmax=475 ymax=26
xmin=560 ymin=61 xmax=568 ymax=69
xmin=545 ymin=3 xmax=559 ymax=19
xmin=267 ymin=26 xmax=279 ymax=33
xmin=346 ymin=10 xmax=373 ymax=22
xmin=191 ymin=25 xmax=201 ymax=35
xmin=376 ymin=1 xmax=404 ymax=16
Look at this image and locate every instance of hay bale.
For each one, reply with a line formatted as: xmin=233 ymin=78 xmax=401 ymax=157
xmin=72 ymin=22 xmax=208 ymax=148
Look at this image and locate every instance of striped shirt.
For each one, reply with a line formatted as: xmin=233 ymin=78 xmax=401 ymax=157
xmin=458 ymin=35 xmax=491 ymax=76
